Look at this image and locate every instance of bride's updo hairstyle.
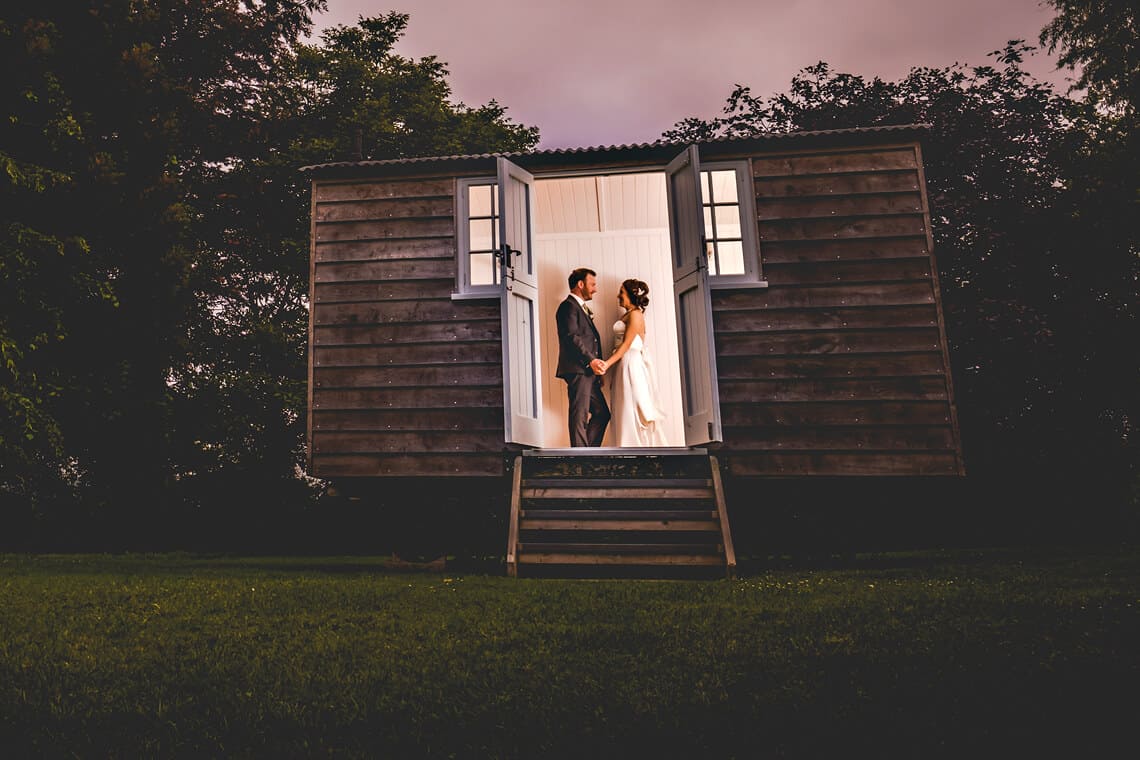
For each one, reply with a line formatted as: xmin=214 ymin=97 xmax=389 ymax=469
xmin=622 ymin=279 xmax=650 ymax=310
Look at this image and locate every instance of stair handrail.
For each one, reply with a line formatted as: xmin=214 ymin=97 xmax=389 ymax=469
xmin=506 ymin=455 xmax=523 ymax=577
xmin=709 ymin=455 xmax=737 ymax=579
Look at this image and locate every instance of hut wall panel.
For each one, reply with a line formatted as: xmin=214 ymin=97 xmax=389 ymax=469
xmin=313 ymin=407 xmax=503 ymax=432
xmin=314 ymin=280 xmax=453 ymax=302
xmin=312 ymin=454 xmax=506 ymax=477
xmin=713 ymin=142 xmax=962 ymax=476
xmin=315 ymin=238 xmax=454 ymax=263
xmin=316 ymin=259 xmax=455 ymax=282
xmin=726 ymin=452 xmax=960 ymax=477
xmin=315 ymin=320 xmax=500 ymax=346
xmin=309 ymin=176 xmax=507 ymax=479
xmin=313 ymin=387 xmax=502 ymax=410
xmin=759 ymin=237 xmax=929 ymax=264
xmin=721 ymin=400 xmax=953 ymax=427
xmin=714 ymin=305 xmax=939 ymax=332
xmin=719 ymin=377 xmax=949 ymax=403
xmin=722 ymin=425 xmax=956 ymax=450
xmin=754 ymin=169 xmax=919 ymax=198
xmin=715 ymin=328 xmax=943 ymax=356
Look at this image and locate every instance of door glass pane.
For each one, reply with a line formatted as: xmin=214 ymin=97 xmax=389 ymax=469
xmin=709 ymin=170 xmax=738 ymax=203
xmin=469 ymin=184 xmax=493 ymax=217
xmin=716 ymin=241 xmax=745 ymax=275
xmin=714 ymin=206 xmax=741 ymax=239
xmin=470 ymin=252 xmax=496 ymax=286
xmin=469 ymin=218 xmax=495 ymax=252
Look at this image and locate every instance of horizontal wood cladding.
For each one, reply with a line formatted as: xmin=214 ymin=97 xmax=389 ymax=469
xmin=313 ymin=387 xmax=502 ymax=410
xmin=314 ymin=280 xmax=453 ymax=303
xmin=721 ymin=425 xmax=956 ymax=450
xmin=760 ymin=214 xmax=928 ymax=242
xmin=315 ymin=178 xmax=453 ymax=202
xmin=718 ymin=353 xmax=946 ymax=379
xmin=713 ymin=305 xmax=939 ymax=332
xmin=313 ymin=407 xmax=503 ymax=432
xmin=315 ymin=320 xmax=499 ymax=346
xmin=754 ymin=169 xmax=919 ymax=198
xmin=721 ymin=400 xmax=952 ymax=427
xmin=315 ymin=299 xmax=498 ymax=325
xmin=759 ymin=258 xmax=932 ymax=285
xmin=719 ymin=377 xmax=949 ymax=403
xmin=726 ymin=452 xmax=960 ymax=476
xmin=312 ymin=453 xmax=506 ymax=477
xmin=315 ymin=196 xmax=452 ymax=223
xmin=751 ymin=147 xmax=918 ymax=177
xmin=759 ymin=237 xmax=929 ymax=264
xmin=714 ymin=140 xmax=961 ymax=477
xmin=715 ymin=328 xmax=943 ymax=356
xmin=310 ymin=175 xmax=508 ymax=478
xmin=316 ymin=258 xmax=455 ymax=283
xmin=312 ymin=430 xmax=506 ymax=454
xmin=315 ymin=364 xmax=501 ymax=389
xmin=314 ymin=341 xmax=501 ymax=367
xmin=756 ymin=191 xmax=924 ymax=221
xmin=316 ymin=217 xmax=453 ymax=242
xmin=315 ymin=238 xmax=453 ymax=263
xmin=717 ymin=282 xmax=935 ymax=310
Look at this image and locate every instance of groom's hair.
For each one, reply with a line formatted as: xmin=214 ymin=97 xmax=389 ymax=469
xmin=568 ymin=267 xmax=596 ymax=290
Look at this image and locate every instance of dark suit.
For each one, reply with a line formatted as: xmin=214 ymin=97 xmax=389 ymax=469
xmin=555 ymin=295 xmax=610 ymax=446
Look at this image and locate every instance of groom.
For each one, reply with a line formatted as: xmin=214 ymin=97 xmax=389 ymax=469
xmin=555 ymin=267 xmax=610 ymax=447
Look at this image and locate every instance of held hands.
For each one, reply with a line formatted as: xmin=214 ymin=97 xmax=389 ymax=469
xmin=590 ymin=358 xmax=607 ymax=376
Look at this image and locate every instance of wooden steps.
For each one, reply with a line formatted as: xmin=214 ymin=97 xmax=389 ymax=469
xmin=506 ymin=450 xmax=736 ymax=578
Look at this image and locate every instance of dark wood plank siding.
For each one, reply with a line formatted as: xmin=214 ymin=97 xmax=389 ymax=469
xmin=308 ymin=176 xmax=507 ymax=478
xmin=713 ymin=144 xmax=964 ymax=476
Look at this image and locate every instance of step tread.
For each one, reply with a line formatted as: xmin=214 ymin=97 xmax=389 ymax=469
xmin=520 ymin=518 xmax=720 ymax=532
xmin=524 ymin=477 xmax=711 ymax=487
xmin=518 ymin=553 xmax=725 ymax=566
xmin=518 ymin=542 xmax=722 ymax=554
xmin=522 ymin=509 xmax=719 ymax=520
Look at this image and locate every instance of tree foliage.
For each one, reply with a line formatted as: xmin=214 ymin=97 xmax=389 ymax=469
xmin=666 ymin=43 xmax=1137 ymax=530
xmin=0 ymin=3 xmax=538 ymax=549
xmin=1040 ymin=0 xmax=1138 ymax=117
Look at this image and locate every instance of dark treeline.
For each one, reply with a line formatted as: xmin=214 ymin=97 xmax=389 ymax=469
xmin=0 ymin=2 xmax=537 ymax=551
xmin=666 ymin=1 xmax=1137 ymax=548
xmin=1 ymin=1 xmax=1135 ymax=553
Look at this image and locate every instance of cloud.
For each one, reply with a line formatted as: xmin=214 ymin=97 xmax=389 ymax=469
xmin=316 ymin=0 xmax=1067 ymax=149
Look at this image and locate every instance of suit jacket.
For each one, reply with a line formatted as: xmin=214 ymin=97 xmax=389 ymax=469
xmin=555 ymin=295 xmax=602 ymax=379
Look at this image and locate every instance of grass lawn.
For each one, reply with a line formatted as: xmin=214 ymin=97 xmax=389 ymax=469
xmin=1 ymin=548 xmax=1136 ymax=758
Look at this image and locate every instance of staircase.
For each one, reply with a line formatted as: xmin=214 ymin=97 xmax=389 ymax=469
xmin=506 ymin=449 xmax=736 ymax=578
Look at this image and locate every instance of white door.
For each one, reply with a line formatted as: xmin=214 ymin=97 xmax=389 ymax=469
xmin=498 ymin=157 xmax=542 ymax=446
xmin=665 ymin=146 xmax=723 ymax=445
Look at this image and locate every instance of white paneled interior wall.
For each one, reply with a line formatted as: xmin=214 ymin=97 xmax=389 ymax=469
xmin=533 ymin=173 xmax=685 ymax=448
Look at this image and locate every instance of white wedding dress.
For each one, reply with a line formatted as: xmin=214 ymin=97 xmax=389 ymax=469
xmin=610 ymin=319 xmax=667 ymax=447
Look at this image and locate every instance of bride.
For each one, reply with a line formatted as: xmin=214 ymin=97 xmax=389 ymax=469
xmin=599 ymin=278 xmax=667 ymax=447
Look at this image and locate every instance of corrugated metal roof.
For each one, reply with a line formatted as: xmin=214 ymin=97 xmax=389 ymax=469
xmin=300 ymin=123 xmax=931 ymax=173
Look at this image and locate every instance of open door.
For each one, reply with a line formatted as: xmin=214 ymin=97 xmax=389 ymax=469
xmin=498 ymin=157 xmax=543 ymax=446
xmin=665 ymin=145 xmax=723 ymax=445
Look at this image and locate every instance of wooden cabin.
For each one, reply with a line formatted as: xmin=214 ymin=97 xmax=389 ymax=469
xmin=302 ymin=125 xmax=964 ymax=574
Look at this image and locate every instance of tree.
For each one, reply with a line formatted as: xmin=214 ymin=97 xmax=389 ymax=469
xmin=1 ymin=5 xmax=539 ymax=550
xmin=1040 ymin=0 xmax=1138 ymax=117
xmin=666 ymin=43 xmax=1137 ymax=538
xmin=165 ymin=12 xmax=539 ymax=549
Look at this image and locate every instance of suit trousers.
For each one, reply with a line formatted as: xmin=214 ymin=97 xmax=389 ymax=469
xmin=565 ymin=372 xmax=610 ymax=447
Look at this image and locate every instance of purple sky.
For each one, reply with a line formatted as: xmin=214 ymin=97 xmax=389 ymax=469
xmin=314 ymin=0 xmax=1071 ymax=150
